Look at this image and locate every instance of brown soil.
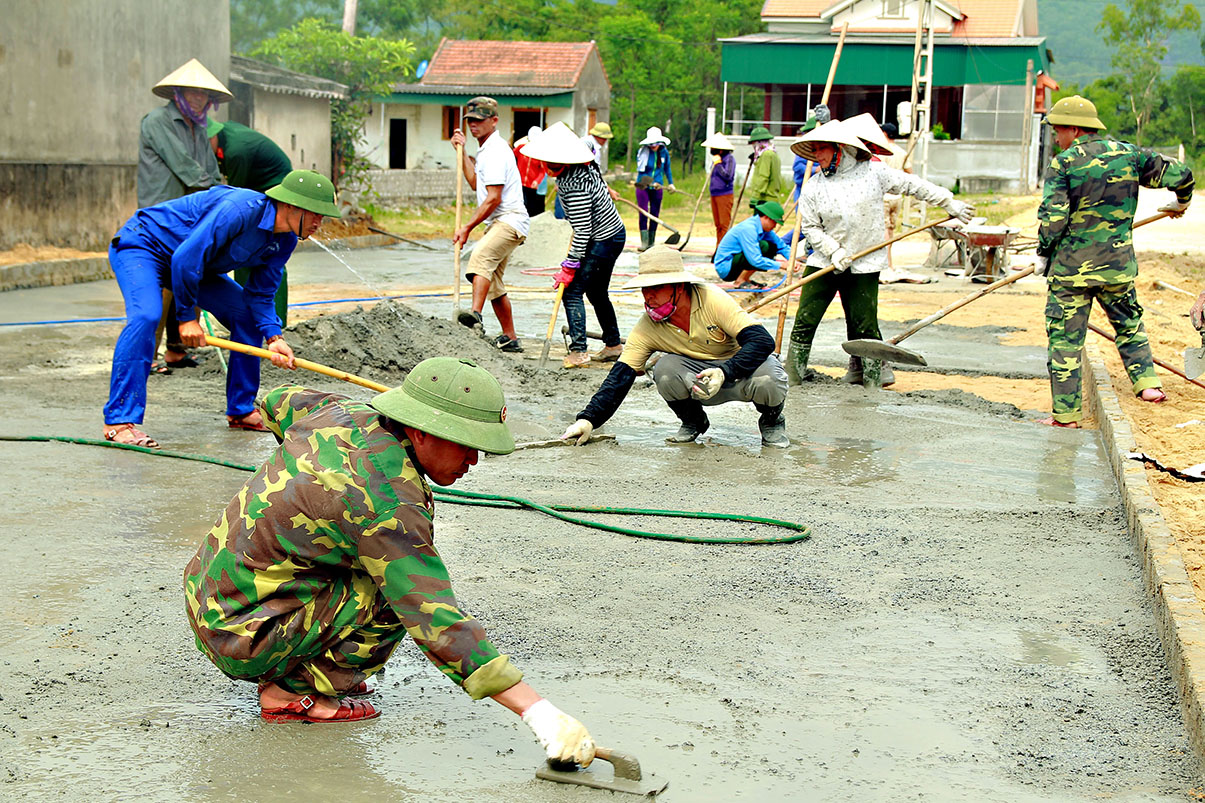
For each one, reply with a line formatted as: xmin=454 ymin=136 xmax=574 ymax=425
xmin=0 ymin=243 xmax=105 ymax=266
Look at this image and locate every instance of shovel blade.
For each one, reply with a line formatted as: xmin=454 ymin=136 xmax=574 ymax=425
xmin=664 ymin=232 xmax=681 ymax=245
xmin=538 ymin=339 xmax=553 ymax=370
xmin=1185 ymin=347 xmax=1205 ymax=380
xmin=842 ymin=338 xmax=927 ymax=367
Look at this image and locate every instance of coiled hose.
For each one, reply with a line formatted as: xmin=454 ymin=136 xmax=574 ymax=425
xmin=1 ymin=434 xmax=810 ymax=545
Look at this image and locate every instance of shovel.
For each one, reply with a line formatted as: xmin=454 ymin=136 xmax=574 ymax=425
xmin=1186 ymin=332 xmax=1205 ymax=380
xmin=538 ymin=284 xmax=567 ymax=369
xmin=535 ymin=747 xmax=668 ymax=797
xmin=614 ymin=196 xmax=681 ymax=245
xmin=204 ymin=335 xmax=390 ymax=393
xmin=676 ymin=162 xmax=713 ymax=251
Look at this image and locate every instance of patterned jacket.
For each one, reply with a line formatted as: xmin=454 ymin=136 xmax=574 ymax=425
xmin=1038 ymin=133 xmax=1194 ymax=287
xmin=183 ymin=385 xmax=523 ymax=700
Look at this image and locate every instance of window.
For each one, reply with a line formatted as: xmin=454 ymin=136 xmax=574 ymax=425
xmin=882 ymin=0 xmax=905 ymax=17
xmin=442 ymin=106 xmax=461 ymax=140
xmin=962 ymin=85 xmax=1027 ymax=141
xmin=588 ymin=108 xmax=598 ymax=133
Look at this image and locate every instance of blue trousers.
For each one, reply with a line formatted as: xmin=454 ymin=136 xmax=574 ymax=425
xmin=103 ymin=240 xmax=269 ymax=424
xmin=563 ymin=229 xmax=626 ymax=353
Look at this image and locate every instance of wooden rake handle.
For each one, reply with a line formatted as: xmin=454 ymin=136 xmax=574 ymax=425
xmin=204 ymin=335 xmax=391 ymax=393
xmin=614 ymin=195 xmax=681 ymax=235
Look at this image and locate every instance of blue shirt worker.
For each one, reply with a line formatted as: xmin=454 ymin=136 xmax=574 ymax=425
xmin=101 ymin=170 xmax=340 ymax=449
xmin=713 ymin=200 xmax=790 ymax=289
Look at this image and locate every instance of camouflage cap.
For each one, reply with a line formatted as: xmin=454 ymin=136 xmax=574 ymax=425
xmin=464 ymin=96 xmax=499 ymax=121
xmin=371 ymin=357 xmax=515 ymax=455
xmin=1046 ymin=95 xmax=1106 ymax=130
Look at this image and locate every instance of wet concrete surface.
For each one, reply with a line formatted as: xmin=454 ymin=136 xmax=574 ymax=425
xmin=0 ymin=245 xmax=1200 ymax=800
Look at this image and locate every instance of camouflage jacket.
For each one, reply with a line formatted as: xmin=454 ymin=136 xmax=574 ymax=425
xmin=184 ymin=385 xmax=522 ymax=700
xmin=1038 ymin=133 xmax=1194 ymax=287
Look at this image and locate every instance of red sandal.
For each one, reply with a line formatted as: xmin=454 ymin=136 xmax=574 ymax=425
xmin=227 ymin=411 xmax=270 ymax=432
xmin=344 ymin=681 xmax=375 ymax=697
xmin=103 ymin=423 xmax=160 ymax=449
xmin=261 ymin=695 xmax=380 ymax=724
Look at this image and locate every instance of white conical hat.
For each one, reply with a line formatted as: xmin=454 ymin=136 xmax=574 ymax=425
xmin=640 ymin=126 xmax=671 ymax=146
xmin=844 ymin=113 xmax=898 ymax=156
xmin=790 ymin=119 xmax=870 ymax=161
xmin=152 ymin=58 xmax=233 ymax=102
xmin=700 ymin=131 xmax=735 ymax=151
xmin=520 ymin=121 xmax=594 ymax=164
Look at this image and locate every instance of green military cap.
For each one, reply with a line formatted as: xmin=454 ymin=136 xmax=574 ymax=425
xmin=206 ymin=118 xmax=225 ymax=138
xmin=464 ymin=96 xmax=499 ymax=121
xmin=265 ymin=169 xmax=341 ymax=217
xmin=748 ymin=126 xmax=773 ymax=143
xmin=371 ymin=357 xmax=515 ymax=455
xmin=752 ymin=200 xmax=785 ymax=224
xmin=1046 ymin=95 xmax=1106 ymax=130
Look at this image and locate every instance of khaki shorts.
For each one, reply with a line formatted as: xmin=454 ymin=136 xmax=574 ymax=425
xmin=467 ymin=221 xmax=525 ymax=301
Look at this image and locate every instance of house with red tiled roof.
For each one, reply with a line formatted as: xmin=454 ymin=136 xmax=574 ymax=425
xmin=720 ymin=0 xmax=1052 ymax=192
xmin=363 ymin=38 xmax=611 ymax=181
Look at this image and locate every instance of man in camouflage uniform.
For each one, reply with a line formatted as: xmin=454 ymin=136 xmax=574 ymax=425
xmin=1037 ymin=95 xmax=1194 ymax=427
xmin=184 ymin=358 xmax=596 ymax=768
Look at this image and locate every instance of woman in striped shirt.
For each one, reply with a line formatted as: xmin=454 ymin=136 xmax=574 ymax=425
xmin=522 ymin=123 xmax=627 ymax=368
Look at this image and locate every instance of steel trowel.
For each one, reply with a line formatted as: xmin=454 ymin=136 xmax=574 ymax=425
xmin=535 ymin=747 xmax=668 ymax=797
xmin=1186 ymin=332 xmax=1205 ymax=380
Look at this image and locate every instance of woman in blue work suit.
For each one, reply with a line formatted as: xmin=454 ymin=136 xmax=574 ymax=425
xmin=101 ymin=169 xmax=339 ymax=448
xmin=634 ymin=127 xmax=675 ymax=251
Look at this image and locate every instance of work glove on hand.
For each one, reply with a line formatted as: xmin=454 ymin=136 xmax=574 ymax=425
xmin=553 ymin=259 xmax=579 ymax=288
xmin=691 ymin=367 xmax=726 ymax=401
xmin=829 ymin=247 xmax=852 ymax=273
xmin=522 ymin=700 xmax=596 ymax=767
xmin=944 ymin=199 xmax=976 ymax=224
xmin=651 ymin=182 xmax=663 ymax=191
xmin=1033 ymin=256 xmax=1048 ymax=277
xmin=1191 ymin=291 xmax=1205 ymax=331
xmin=713 ymin=155 xmax=722 ymax=165
xmin=1159 ymin=197 xmax=1191 ymax=218
xmin=560 ymin=419 xmax=594 ymax=445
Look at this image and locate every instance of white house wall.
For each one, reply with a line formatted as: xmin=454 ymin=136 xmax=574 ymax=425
xmin=250 ymin=89 xmax=332 ymax=178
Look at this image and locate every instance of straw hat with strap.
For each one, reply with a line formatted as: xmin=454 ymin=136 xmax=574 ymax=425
xmin=623 ymin=245 xmax=704 ymax=289
xmin=152 ymin=58 xmax=233 ymax=102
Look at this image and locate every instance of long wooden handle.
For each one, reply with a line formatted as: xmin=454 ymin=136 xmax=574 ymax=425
xmin=748 ymin=216 xmax=953 ymax=313
xmin=205 ymin=335 xmax=390 ymax=393
xmin=1088 ymin=322 xmax=1205 ymax=389
xmin=453 ymin=141 xmax=465 ymax=317
xmin=821 ymin=23 xmax=848 ymax=104
xmin=615 ymin=195 xmax=681 ymax=234
xmin=545 ymin=284 xmax=566 ymax=340
xmin=891 ymin=266 xmax=1036 ymax=344
xmin=681 ymin=162 xmax=713 ymax=241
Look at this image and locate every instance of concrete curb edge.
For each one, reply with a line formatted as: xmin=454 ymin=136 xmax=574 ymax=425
xmin=0 ymin=234 xmax=401 ymax=293
xmin=1084 ymin=342 xmax=1205 ymax=769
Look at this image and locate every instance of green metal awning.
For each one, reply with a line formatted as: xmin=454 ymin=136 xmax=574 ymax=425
xmin=720 ymin=36 xmax=1049 ymax=87
xmin=377 ymin=90 xmax=575 ymax=108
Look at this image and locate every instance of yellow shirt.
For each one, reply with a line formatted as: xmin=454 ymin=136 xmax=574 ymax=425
xmin=619 ymin=284 xmax=756 ymax=370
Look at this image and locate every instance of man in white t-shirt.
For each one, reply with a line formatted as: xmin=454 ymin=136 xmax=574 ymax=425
xmin=452 ymin=96 xmax=531 ymax=351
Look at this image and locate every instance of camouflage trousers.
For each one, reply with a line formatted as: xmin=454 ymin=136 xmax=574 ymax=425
xmin=187 ymin=569 xmax=407 ymax=697
xmin=1045 ymin=282 xmax=1161 ymax=424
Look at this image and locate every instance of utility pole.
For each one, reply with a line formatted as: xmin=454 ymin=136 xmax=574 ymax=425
xmin=343 ymin=0 xmax=358 ymax=35
xmin=1021 ymin=59 xmax=1035 ymax=193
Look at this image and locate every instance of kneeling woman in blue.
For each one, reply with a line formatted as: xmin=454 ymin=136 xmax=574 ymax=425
xmin=102 ymin=169 xmax=339 ymax=448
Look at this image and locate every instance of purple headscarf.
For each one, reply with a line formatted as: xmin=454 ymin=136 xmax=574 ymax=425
xmin=173 ymin=87 xmax=217 ymax=126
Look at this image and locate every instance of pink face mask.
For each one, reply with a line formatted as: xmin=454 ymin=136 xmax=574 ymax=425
xmin=645 ymin=300 xmax=675 ymax=322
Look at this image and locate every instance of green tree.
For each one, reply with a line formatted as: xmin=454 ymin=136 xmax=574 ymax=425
xmin=251 ymin=18 xmax=414 ymax=188
xmin=1098 ymin=0 xmax=1201 ymax=143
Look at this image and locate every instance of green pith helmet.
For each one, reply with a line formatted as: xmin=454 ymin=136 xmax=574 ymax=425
xmin=1046 ymin=95 xmax=1106 ymax=130
xmin=748 ymin=126 xmax=773 ymax=143
xmin=370 ymin=357 xmax=515 ymax=455
xmin=800 ymin=115 xmax=818 ymax=135
xmin=752 ymin=200 xmax=785 ymax=224
xmin=206 ymin=118 xmax=225 ymax=138
xmin=265 ymin=169 xmax=341 ymax=217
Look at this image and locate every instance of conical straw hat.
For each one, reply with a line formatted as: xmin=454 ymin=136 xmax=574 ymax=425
xmin=153 ymin=58 xmax=233 ymax=102
xmin=844 ymin=113 xmax=898 ymax=156
xmin=700 ymin=131 xmax=734 ymax=151
xmin=520 ymin=121 xmax=594 ymax=164
xmin=790 ymin=119 xmax=870 ymax=161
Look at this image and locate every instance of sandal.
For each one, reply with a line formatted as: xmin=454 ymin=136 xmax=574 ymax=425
xmin=103 ymin=423 xmax=160 ymax=449
xmin=345 ymin=681 xmax=375 ymax=698
xmin=149 ymin=361 xmax=172 ymax=376
xmin=261 ymin=695 xmax=380 ymax=724
xmin=165 ymin=355 xmax=200 ymax=369
xmin=227 ymin=411 xmax=270 ymax=432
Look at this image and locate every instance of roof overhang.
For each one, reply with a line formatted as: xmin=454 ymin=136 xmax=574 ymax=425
xmin=379 ymin=84 xmax=575 ymax=108
xmin=720 ymin=33 xmax=1048 ymax=86
xmin=230 ymin=56 xmax=348 ymax=101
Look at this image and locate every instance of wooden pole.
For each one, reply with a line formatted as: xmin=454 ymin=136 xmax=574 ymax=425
xmin=1089 ymin=323 xmax=1205 ymax=390
xmin=205 ymin=335 xmax=391 ymax=393
xmin=453 ymin=136 xmax=464 ymax=319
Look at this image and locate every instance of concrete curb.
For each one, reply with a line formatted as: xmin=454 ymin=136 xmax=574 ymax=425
xmin=1084 ymin=342 xmax=1205 ymax=769
xmin=0 ymin=234 xmax=400 ymax=293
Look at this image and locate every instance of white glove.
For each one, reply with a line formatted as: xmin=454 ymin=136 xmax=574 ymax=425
xmin=560 ymin=419 xmax=594 ymax=446
xmin=1159 ymin=197 xmax=1191 ymax=218
xmin=944 ymin=199 xmax=975 ymax=223
xmin=1191 ymin=291 xmax=1205 ymax=331
xmin=1033 ymin=256 xmax=1048 ymax=277
xmin=829 ymin=247 xmax=851 ymax=273
xmin=522 ymin=699 xmax=595 ymax=767
xmin=691 ymin=367 xmax=725 ymax=400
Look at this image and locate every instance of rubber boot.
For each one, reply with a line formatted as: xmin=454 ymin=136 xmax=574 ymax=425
xmin=638 ymin=229 xmax=653 ymax=252
xmin=755 ymin=402 xmax=789 ymax=447
xmin=664 ymin=399 xmax=710 ymax=443
xmin=785 ymin=341 xmax=811 ymax=386
xmin=841 ymin=356 xmax=863 ymax=384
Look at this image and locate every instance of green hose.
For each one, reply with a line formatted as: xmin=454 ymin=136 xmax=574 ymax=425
xmin=1 ymin=434 xmax=810 ymax=545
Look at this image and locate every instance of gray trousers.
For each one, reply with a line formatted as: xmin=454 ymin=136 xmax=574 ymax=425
xmin=651 ymin=353 xmax=788 ymax=408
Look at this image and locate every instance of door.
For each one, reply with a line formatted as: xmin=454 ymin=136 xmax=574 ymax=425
xmin=389 ymin=118 xmax=407 ymax=169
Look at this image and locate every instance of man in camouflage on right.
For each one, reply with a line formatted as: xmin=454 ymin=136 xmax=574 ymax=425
xmin=1036 ymin=95 xmax=1194 ymax=428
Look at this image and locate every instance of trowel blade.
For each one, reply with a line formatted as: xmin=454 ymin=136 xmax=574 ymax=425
xmin=1185 ymin=335 xmax=1205 ymax=380
xmin=842 ymin=338 xmax=927 ymax=367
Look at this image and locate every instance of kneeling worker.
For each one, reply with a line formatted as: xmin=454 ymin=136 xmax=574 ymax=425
xmin=713 ymin=200 xmax=790 ymax=289
xmin=184 ymin=358 xmax=595 ymax=768
xmin=561 ymin=246 xmax=789 ymax=447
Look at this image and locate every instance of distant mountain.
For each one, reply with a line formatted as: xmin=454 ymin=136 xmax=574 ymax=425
xmin=1038 ymin=0 xmax=1204 ymax=85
